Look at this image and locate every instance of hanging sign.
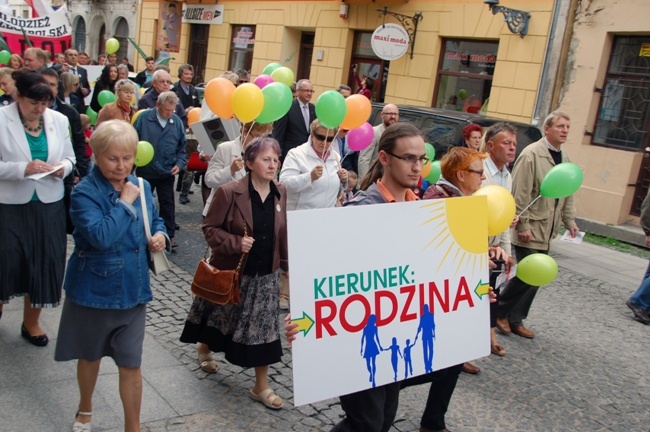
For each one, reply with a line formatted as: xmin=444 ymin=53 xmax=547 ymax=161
xmin=371 ymin=23 xmax=410 ymax=61
xmin=182 ymin=3 xmax=224 ymax=25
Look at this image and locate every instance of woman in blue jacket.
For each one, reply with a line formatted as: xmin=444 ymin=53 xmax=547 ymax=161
xmin=54 ymin=120 xmax=169 ymax=432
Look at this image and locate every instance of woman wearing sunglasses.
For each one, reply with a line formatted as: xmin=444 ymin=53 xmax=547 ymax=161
xmin=279 ymin=119 xmax=348 ymax=211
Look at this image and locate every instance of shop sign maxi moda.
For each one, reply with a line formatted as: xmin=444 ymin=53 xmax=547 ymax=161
xmin=371 ymin=23 xmax=409 ymax=61
xmin=288 ymin=196 xmax=491 ymax=406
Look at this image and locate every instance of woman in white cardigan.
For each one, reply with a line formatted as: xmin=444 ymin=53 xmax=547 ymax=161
xmin=279 ymin=119 xmax=348 ymax=211
xmin=0 ymin=70 xmax=76 ymax=346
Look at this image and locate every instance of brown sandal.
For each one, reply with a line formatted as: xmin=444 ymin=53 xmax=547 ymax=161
xmin=491 ymin=343 xmax=506 ymax=356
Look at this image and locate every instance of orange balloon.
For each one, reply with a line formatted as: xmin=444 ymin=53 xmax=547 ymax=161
xmin=421 ymin=161 xmax=432 ymax=177
xmin=204 ymin=77 xmax=235 ymax=119
xmin=340 ymin=94 xmax=372 ymax=130
xmin=187 ymin=107 xmax=200 ymax=125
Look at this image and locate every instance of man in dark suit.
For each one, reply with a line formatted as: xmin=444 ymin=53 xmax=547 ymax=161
xmin=39 ymin=67 xmax=91 ymax=233
xmin=273 ymin=79 xmax=316 ymax=160
xmin=53 ymin=48 xmax=90 ymax=112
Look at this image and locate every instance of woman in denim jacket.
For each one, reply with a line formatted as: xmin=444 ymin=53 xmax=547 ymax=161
xmin=55 ymin=120 xmax=169 ymax=432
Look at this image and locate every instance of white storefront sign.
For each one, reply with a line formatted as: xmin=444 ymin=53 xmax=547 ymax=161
xmin=371 ymin=23 xmax=410 ymax=61
xmin=181 ymin=3 xmax=224 ymax=25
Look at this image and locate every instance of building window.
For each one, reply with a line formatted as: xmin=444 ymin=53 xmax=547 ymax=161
xmin=348 ymin=31 xmax=390 ymax=103
xmin=433 ymin=39 xmax=498 ymax=113
xmin=229 ymin=25 xmax=255 ymax=73
xmin=593 ymin=36 xmax=650 ymax=151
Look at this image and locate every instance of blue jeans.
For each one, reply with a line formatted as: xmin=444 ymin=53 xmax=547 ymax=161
xmin=630 ymin=260 xmax=650 ymax=312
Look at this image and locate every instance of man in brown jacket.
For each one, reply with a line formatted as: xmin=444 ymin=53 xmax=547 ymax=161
xmin=496 ymin=111 xmax=580 ymax=339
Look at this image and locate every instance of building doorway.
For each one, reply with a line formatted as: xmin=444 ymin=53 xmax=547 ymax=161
xmin=187 ymin=24 xmax=209 ymax=84
xmin=114 ymin=17 xmax=129 ymax=63
xmin=348 ymin=31 xmax=389 ymax=102
xmin=296 ymin=32 xmax=314 ymax=81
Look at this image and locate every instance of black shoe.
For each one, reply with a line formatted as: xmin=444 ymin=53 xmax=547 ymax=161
xmin=626 ymin=300 xmax=650 ymax=324
xmin=179 ymin=195 xmax=190 ymax=205
xmin=171 ymin=239 xmax=178 ymax=249
xmin=174 ymin=224 xmax=180 ymax=231
xmin=188 ymin=190 xmax=195 ymax=195
xmin=21 ymin=323 xmax=48 ymax=347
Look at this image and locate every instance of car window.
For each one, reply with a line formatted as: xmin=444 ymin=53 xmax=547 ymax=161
xmin=421 ymin=116 xmax=462 ymax=159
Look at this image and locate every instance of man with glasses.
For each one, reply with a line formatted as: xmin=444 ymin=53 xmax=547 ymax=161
xmin=138 ymin=69 xmax=186 ymax=126
xmin=273 ymin=79 xmax=317 ymax=161
xmin=497 ymin=111 xmax=579 ymax=339
xmin=358 ymin=104 xmax=400 ymax=179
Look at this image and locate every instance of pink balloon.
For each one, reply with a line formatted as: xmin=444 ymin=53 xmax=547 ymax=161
xmin=347 ymin=122 xmax=374 ymax=151
xmin=253 ymin=74 xmax=275 ymax=89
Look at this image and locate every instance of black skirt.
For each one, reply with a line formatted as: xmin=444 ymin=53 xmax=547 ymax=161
xmin=0 ymin=200 xmax=66 ymax=307
xmin=180 ymin=270 xmax=282 ymax=368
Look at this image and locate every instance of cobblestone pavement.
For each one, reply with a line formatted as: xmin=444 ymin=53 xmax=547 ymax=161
xmin=137 ymin=187 xmax=650 ymax=431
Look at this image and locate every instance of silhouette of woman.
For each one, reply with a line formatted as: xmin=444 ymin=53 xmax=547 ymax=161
xmin=360 ymin=314 xmax=383 ymax=387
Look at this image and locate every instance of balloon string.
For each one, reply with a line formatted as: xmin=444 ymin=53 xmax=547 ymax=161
xmin=518 ymin=195 xmax=541 ymax=217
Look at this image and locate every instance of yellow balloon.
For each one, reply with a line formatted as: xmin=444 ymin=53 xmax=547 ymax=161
xmin=232 ymin=83 xmax=264 ymax=123
xmin=131 ymin=108 xmax=146 ymax=125
xmin=421 ymin=161 xmax=431 ymax=178
xmin=205 ymin=77 xmax=235 ymax=119
xmin=140 ymin=87 xmax=146 ymax=95
xmin=472 ymin=185 xmax=516 ymax=236
xmin=340 ymin=94 xmax=371 ymax=130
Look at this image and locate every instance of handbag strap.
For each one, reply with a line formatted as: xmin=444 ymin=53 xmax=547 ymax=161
xmin=138 ymin=177 xmax=153 ymax=241
xmin=234 ymin=222 xmax=248 ymax=273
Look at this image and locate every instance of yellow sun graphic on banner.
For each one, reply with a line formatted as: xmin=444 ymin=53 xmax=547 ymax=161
xmin=420 ymin=197 xmax=489 ymax=276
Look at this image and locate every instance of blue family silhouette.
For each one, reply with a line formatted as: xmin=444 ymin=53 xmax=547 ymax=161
xmin=359 ymin=305 xmax=436 ymax=387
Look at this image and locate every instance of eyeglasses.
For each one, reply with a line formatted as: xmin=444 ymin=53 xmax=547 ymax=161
xmin=383 ymin=112 xmax=399 ymax=117
xmin=300 ymin=89 xmax=315 ymax=93
xmin=384 ymin=150 xmax=429 ymax=165
xmin=466 ymin=169 xmax=484 ymax=176
xmin=313 ymin=133 xmax=336 ymax=142
xmin=238 ymin=80 xmax=249 ymax=84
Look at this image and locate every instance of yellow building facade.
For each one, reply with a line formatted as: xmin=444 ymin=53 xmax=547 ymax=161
xmin=135 ymin=0 xmax=557 ymax=124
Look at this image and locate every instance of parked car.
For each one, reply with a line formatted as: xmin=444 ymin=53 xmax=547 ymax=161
xmin=368 ymin=103 xmax=542 ymax=161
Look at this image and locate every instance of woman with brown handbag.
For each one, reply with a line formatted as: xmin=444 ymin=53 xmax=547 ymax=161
xmin=180 ymin=136 xmax=288 ymax=410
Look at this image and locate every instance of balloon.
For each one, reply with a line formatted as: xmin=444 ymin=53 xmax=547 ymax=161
xmin=270 ymin=66 xmax=295 ymax=87
xmin=262 ymin=62 xmax=282 ymax=75
xmin=516 ymin=254 xmax=559 ymax=286
xmin=135 ymin=141 xmax=154 ymax=167
xmin=232 ymin=83 xmax=264 ymax=123
xmin=86 ymin=107 xmax=97 ymax=126
xmin=425 ymin=142 xmax=435 ymax=162
xmin=458 ymin=89 xmax=468 ymax=100
xmin=340 ymin=94 xmax=371 ymax=130
xmin=421 ymin=161 xmax=432 ymax=178
xmin=253 ymin=74 xmax=274 ymax=89
xmin=347 ymin=122 xmax=374 ymax=151
xmin=425 ymin=161 xmax=441 ymax=183
xmin=187 ymin=107 xmax=200 ymax=125
xmin=97 ymin=90 xmax=116 ymax=107
xmin=0 ymin=50 xmax=10 ymax=64
xmin=256 ymin=82 xmax=292 ymax=124
xmin=540 ymin=162 xmax=583 ymax=199
xmin=105 ymin=38 xmax=120 ymax=55
xmin=473 ymin=185 xmax=517 ymax=236
xmin=204 ymin=77 xmax=236 ymax=119
xmin=315 ymin=90 xmax=347 ymax=129
xmin=131 ymin=108 xmax=146 ymax=125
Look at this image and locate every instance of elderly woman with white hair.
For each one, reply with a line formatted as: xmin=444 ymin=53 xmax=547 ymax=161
xmin=55 ymin=120 xmax=169 ymax=432
xmin=96 ymin=79 xmax=137 ymax=127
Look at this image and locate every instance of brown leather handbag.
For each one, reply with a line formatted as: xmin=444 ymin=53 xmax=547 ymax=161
xmin=191 ymin=224 xmax=248 ymax=305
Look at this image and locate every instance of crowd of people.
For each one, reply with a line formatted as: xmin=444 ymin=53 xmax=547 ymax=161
xmin=1 ymin=45 xmax=625 ymax=432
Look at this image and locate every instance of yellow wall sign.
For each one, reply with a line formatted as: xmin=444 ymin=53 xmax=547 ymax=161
xmin=640 ymin=43 xmax=650 ymax=57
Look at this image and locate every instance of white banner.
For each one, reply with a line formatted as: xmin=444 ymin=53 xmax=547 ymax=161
xmin=182 ymin=3 xmax=223 ymax=25
xmin=288 ymin=196 xmax=491 ymax=406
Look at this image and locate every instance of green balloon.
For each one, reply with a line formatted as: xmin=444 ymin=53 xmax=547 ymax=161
xmin=98 ymin=90 xmax=117 ymax=107
xmin=270 ymin=66 xmax=295 ymax=87
xmin=135 ymin=141 xmax=154 ymax=167
xmin=256 ymin=82 xmax=292 ymax=124
xmin=458 ymin=89 xmax=468 ymax=100
xmin=425 ymin=160 xmax=441 ymax=184
xmin=425 ymin=142 xmax=435 ymax=162
xmin=86 ymin=107 xmax=98 ymax=126
xmin=516 ymin=253 xmax=558 ymax=286
xmin=315 ymin=90 xmax=347 ymax=129
xmin=0 ymin=50 xmax=10 ymax=64
xmin=540 ymin=162 xmax=583 ymax=199
xmin=262 ymin=62 xmax=282 ymax=75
